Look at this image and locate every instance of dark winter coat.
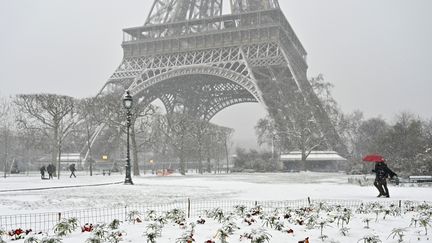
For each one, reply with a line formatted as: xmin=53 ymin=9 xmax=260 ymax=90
xmin=372 ymin=162 xmax=397 ymax=180
xmin=47 ymin=164 xmax=54 ymax=174
xmin=69 ymin=164 xmax=76 ymax=172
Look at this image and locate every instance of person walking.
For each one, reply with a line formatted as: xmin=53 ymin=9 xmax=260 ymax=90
xmin=69 ymin=163 xmax=77 ymax=178
xmin=372 ymin=162 xmax=397 ymax=198
xmin=47 ymin=164 xmax=54 ymax=179
xmin=39 ymin=165 xmax=46 ymax=179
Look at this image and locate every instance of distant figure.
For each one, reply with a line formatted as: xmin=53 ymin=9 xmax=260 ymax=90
xmin=69 ymin=164 xmax=77 ymax=178
xmin=47 ymin=164 xmax=54 ymax=179
xmin=52 ymin=164 xmax=56 ymax=177
xmin=372 ymin=162 xmax=397 ymax=198
xmin=39 ymin=165 xmax=46 ymax=179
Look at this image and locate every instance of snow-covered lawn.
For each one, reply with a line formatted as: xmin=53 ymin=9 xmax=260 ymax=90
xmin=1 ymin=172 xmax=432 ymax=242
xmin=1 ymin=172 xmax=431 ymax=215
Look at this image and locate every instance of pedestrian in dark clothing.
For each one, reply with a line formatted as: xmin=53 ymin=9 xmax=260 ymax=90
xmin=69 ymin=164 xmax=77 ymax=178
xmin=40 ymin=165 xmax=46 ymax=179
xmin=47 ymin=164 xmax=54 ymax=179
xmin=372 ymin=162 xmax=397 ymax=198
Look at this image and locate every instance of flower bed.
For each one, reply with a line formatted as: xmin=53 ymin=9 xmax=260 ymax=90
xmin=1 ymin=201 xmax=432 ymax=243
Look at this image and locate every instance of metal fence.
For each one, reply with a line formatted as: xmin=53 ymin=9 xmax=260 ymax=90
xmin=0 ymin=198 xmax=427 ymax=233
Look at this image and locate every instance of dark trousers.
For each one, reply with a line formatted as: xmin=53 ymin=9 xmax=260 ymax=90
xmin=374 ymin=179 xmax=389 ymax=196
xmin=70 ymin=171 xmax=76 ymax=178
xmin=48 ymin=173 xmax=53 ymax=179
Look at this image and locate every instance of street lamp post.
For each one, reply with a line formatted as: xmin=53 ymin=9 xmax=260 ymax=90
xmin=123 ymin=90 xmax=134 ymax=185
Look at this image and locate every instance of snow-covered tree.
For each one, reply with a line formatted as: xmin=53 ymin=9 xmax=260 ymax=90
xmin=14 ymin=94 xmax=78 ymax=178
xmin=90 ymin=92 xmax=155 ymax=176
xmin=0 ymin=95 xmax=14 ymax=177
xmin=155 ymin=110 xmax=196 ymax=175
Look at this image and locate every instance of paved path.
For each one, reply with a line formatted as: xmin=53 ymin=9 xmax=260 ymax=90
xmin=0 ymin=181 xmax=123 ymax=193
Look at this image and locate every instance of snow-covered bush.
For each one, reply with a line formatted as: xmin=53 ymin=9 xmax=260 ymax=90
xmin=261 ymin=214 xmax=279 ymax=229
xmin=305 ymin=214 xmax=318 ymax=229
xmin=175 ymin=223 xmax=195 ymax=243
xmin=105 ymin=230 xmax=124 ymax=243
xmin=317 ymin=217 xmax=332 ymax=241
xmin=240 ymin=228 xmax=271 ymax=243
xmin=234 ymin=205 xmax=248 ymax=217
xmin=362 ymin=218 xmax=372 ymax=229
xmin=314 ymin=202 xmax=331 ymax=213
xmin=83 ymin=223 xmax=124 ymax=243
xmin=358 ymin=234 xmax=382 ymax=243
xmin=53 ymin=218 xmax=78 ymax=237
xmin=215 ymin=222 xmax=239 ymax=243
xmin=25 ymin=236 xmax=62 ymax=243
xmin=387 ymin=228 xmax=407 ymax=243
xmin=127 ymin=210 xmax=142 ymax=223
xmin=41 ymin=237 xmax=63 ymax=243
xmin=410 ymin=214 xmax=420 ymax=227
xmin=244 ymin=213 xmax=257 ymax=226
xmin=419 ymin=215 xmax=431 ymax=235
xmin=143 ymin=223 xmax=162 ymax=243
xmin=166 ymin=208 xmax=186 ymax=223
xmin=206 ymin=208 xmax=225 ymax=223
xmin=250 ymin=205 xmax=263 ymax=216
xmin=273 ymin=220 xmax=285 ymax=231
xmin=373 ymin=208 xmax=382 ymax=222
xmin=0 ymin=229 xmax=5 ymax=243
xmin=240 ymin=229 xmax=271 ymax=243
xmin=91 ymin=225 xmax=109 ymax=240
xmin=154 ymin=215 xmax=168 ymax=225
xmin=145 ymin=210 xmax=157 ymax=221
xmin=108 ymin=219 xmax=121 ymax=230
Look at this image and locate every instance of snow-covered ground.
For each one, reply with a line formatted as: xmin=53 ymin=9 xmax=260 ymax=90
xmin=1 ymin=172 xmax=431 ymax=215
xmin=1 ymin=172 xmax=432 ymax=242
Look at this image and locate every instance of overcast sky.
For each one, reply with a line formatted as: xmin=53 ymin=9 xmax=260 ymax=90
xmin=0 ymin=0 xmax=431 ymax=148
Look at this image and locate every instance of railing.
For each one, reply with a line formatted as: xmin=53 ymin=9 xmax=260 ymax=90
xmin=0 ymin=198 xmax=426 ymax=233
xmin=123 ymin=9 xmax=283 ymax=40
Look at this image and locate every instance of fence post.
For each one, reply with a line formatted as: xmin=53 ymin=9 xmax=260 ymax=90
xmin=254 ymin=201 xmax=258 ymax=206
xmin=187 ymin=198 xmax=191 ymax=218
xmin=307 ymin=197 xmax=311 ymax=206
xmin=399 ymin=200 xmax=402 ymax=214
xmin=57 ymin=212 xmax=62 ymax=222
xmin=124 ymin=206 xmax=127 ymax=221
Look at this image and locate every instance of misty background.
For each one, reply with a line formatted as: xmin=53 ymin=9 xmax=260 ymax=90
xmin=0 ymin=0 xmax=431 ymax=149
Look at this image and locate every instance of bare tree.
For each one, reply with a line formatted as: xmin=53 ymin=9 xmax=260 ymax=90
xmin=257 ymin=72 xmax=327 ymax=170
xmin=199 ymin=123 xmax=234 ymax=173
xmin=256 ymin=114 xmax=324 ymax=170
xmin=155 ymin=110 xmax=195 ymax=175
xmin=76 ymin=97 xmax=103 ymax=176
xmin=0 ymin=96 xmax=14 ymax=178
xmin=216 ymin=126 xmax=234 ymax=174
xmin=191 ymin=119 xmax=212 ymax=174
xmin=92 ymin=93 xmax=155 ymax=176
xmin=14 ymin=94 xmax=77 ymax=179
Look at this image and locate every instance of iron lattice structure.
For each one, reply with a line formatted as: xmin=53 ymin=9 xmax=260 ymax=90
xmin=99 ymin=0 xmax=347 ymax=154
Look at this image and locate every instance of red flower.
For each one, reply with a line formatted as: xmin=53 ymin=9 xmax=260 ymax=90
xmin=15 ymin=228 xmax=24 ymax=235
xmin=81 ymin=223 xmax=93 ymax=232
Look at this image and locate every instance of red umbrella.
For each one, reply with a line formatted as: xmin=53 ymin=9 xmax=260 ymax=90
xmin=362 ymin=154 xmax=385 ymax=162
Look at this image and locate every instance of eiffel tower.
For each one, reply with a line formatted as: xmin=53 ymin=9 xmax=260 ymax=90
xmin=98 ymin=0 xmax=347 ymax=154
